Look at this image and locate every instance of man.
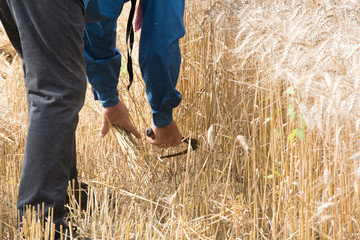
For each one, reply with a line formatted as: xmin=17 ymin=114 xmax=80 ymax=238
xmin=84 ymin=0 xmax=184 ymax=147
xmin=0 ymin=0 xmax=184 ymax=238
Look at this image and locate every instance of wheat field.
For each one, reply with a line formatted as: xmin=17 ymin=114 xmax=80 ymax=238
xmin=1 ymin=0 xmax=360 ymax=239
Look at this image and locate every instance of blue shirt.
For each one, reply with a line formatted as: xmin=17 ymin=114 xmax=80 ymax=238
xmin=83 ymin=0 xmax=185 ymax=127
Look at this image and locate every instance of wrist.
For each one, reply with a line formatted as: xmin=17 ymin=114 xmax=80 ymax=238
xmin=92 ymin=88 xmax=119 ymax=108
xmin=152 ymin=109 xmax=173 ymax=128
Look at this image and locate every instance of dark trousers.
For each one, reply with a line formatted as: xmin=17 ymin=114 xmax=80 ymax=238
xmin=0 ymin=0 xmax=87 ymax=225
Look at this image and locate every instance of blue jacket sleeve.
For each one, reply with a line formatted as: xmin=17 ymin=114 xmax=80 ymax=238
xmin=84 ymin=0 xmax=128 ymax=23
xmin=139 ymin=0 xmax=185 ymax=127
xmin=83 ymin=1 xmax=126 ymax=107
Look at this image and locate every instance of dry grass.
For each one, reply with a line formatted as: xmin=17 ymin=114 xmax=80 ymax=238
xmin=1 ymin=0 xmax=360 ymax=239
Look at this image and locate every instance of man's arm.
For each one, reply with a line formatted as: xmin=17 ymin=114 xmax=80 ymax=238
xmin=84 ymin=5 xmax=140 ymax=138
xmin=139 ymin=0 xmax=185 ymax=147
xmin=84 ymin=19 xmax=121 ymax=108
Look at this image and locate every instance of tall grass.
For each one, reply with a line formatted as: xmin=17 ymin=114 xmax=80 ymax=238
xmin=1 ymin=0 xmax=360 ymax=239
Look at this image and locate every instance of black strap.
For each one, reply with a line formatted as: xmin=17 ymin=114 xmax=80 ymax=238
xmin=126 ymin=0 xmax=137 ymax=90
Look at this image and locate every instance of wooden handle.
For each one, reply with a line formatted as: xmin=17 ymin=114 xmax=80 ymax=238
xmin=145 ymin=127 xmax=155 ymax=139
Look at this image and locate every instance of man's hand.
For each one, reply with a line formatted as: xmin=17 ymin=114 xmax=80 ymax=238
xmin=100 ymin=101 xmax=141 ymax=138
xmin=146 ymin=121 xmax=182 ymax=148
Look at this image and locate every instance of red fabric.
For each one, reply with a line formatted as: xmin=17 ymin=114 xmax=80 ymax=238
xmin=135 ymin=0 xmax=143 ymax=32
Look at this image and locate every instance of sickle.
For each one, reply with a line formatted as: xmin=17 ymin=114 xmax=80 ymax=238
xmin=145 ymin=128 xmax=199 ymax=159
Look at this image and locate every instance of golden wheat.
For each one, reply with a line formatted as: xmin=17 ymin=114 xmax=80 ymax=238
xmin=1 ymin=0 xmax=360 ymax=239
